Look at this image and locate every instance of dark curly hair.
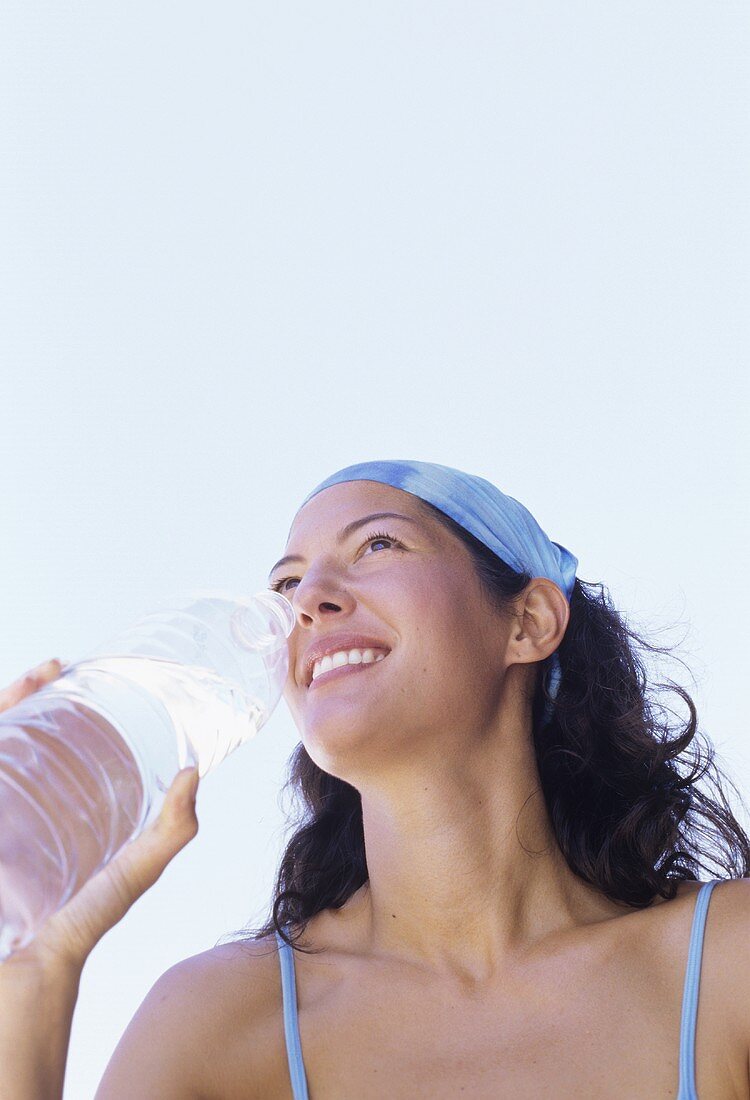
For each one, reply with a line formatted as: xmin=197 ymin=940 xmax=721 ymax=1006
xmin=219 ymin=497 xmax=750 ymax=954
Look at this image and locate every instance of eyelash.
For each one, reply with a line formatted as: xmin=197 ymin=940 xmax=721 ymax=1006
xmin=269 ymin=530 xmax=404 ymax=594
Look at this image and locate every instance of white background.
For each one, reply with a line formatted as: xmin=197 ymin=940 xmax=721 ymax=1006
xmin=1 ymin=3 xmax=748 ymax=1096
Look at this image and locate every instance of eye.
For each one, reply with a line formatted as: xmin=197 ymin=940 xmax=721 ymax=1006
xmin=361 ymin=530 xmax=401 ymax=555
xmin=269 ymin=530 xmax=403 ymax=594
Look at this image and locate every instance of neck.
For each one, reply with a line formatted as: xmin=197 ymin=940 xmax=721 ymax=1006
xmin=339 ymin=714 xmax=622 ymax=984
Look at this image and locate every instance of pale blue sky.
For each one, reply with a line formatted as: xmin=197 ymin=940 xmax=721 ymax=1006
xmin=1 ymin=3 xmax=748 ymax=1096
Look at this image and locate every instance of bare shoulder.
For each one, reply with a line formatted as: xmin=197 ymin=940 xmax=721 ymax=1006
xmin=96 ymin=935 xmax=288 ymax=1100
xmin=666 ymin=876 xmax=750 ymax=1094
xmin=171 ymin=935 xmax=284 ymax=1023
xmin=654 ymin=877 xmax=750 ymax=1001
xmin=701 ymin=879 xmax=750 ymax=1022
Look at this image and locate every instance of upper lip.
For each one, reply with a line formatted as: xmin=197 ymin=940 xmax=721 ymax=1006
xmin=301 ymin=634 xmax=392 ymax=687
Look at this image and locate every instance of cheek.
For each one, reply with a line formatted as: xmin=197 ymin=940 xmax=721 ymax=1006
xmin=416 ymin=595 xmax=504 ymax=697
xmin=402 ymin=599 xmax=487 ymax=694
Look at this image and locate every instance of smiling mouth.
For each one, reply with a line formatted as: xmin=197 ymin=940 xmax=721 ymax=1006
xmin=308 ymin=654 xmax=388 ymax=689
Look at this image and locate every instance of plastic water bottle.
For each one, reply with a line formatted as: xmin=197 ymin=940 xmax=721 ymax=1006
xmin=0 ymin=588 xmax=295 ymax=960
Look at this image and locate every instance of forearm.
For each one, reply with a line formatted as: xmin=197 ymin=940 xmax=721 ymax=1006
xmin=0 ymin=954 xmax=82 ymax=1100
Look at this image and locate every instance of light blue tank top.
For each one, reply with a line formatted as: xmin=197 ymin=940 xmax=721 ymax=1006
xmin=275 ymin=879 xmax=719 ymax=1100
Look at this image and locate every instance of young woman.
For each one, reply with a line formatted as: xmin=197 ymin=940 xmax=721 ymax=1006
xmin=3 ymin=459 xmax=750 ymax=1099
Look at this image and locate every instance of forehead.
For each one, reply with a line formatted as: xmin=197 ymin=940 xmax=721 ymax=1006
xmin=267 ymin=479 xmax=475 ymax=584
xmin=286 ymin=480 xmax=428 ymax=545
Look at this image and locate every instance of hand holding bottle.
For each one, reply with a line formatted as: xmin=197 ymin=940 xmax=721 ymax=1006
xmin=0 ymin=659 xmax=201 ymax=975
xmin=0 ymin=588 xmax=294 ymax=959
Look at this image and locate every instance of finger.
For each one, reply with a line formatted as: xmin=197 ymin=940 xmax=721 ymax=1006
xmin=33 ymin=658 xmax=65 ymax=685
xmin=0 ymin=659 xmax=64 ymax=714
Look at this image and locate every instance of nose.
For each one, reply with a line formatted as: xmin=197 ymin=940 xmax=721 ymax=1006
xmin=289 ymin=566 xmax=356 ymax=627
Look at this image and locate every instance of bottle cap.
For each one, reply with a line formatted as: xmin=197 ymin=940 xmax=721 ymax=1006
xmin=230 ymin=589 xmax=295 ymax=653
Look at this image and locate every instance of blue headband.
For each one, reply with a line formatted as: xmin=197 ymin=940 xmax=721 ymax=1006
xmin=299 ymin=459 xmax=578 ymax=725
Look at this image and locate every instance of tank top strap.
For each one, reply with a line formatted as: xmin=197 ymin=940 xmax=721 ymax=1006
xmin=275 ymin=929 xmax=311 ymax=1100
xmin=676 ymin=879 xmax=720 ymax=1100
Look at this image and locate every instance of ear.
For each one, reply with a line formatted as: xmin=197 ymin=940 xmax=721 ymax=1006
xmin=507 ymin=578 xmax=570 ymax=666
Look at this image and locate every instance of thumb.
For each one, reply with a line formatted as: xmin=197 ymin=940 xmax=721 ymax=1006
xmin=27 ymin=766 xmax=201 ymax=971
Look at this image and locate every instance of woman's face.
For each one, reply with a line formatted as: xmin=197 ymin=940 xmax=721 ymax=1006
xmin=268 ymin=480 xmax=517 ymax=779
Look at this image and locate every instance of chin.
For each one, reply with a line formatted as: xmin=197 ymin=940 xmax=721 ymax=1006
xmin=300 ymin=719 xmax=386 ymax=777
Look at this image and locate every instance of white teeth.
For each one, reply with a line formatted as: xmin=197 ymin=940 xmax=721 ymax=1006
xmin=310 ymin=647 xmax=388 ymax=682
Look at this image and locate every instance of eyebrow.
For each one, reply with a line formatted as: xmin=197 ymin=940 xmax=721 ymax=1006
xmin=268 ymin=512 xmax=422 ymax=581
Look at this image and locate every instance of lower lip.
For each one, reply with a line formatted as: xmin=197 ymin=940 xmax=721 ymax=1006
xmin=308 ymin=656 xmax=388 ymax=690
